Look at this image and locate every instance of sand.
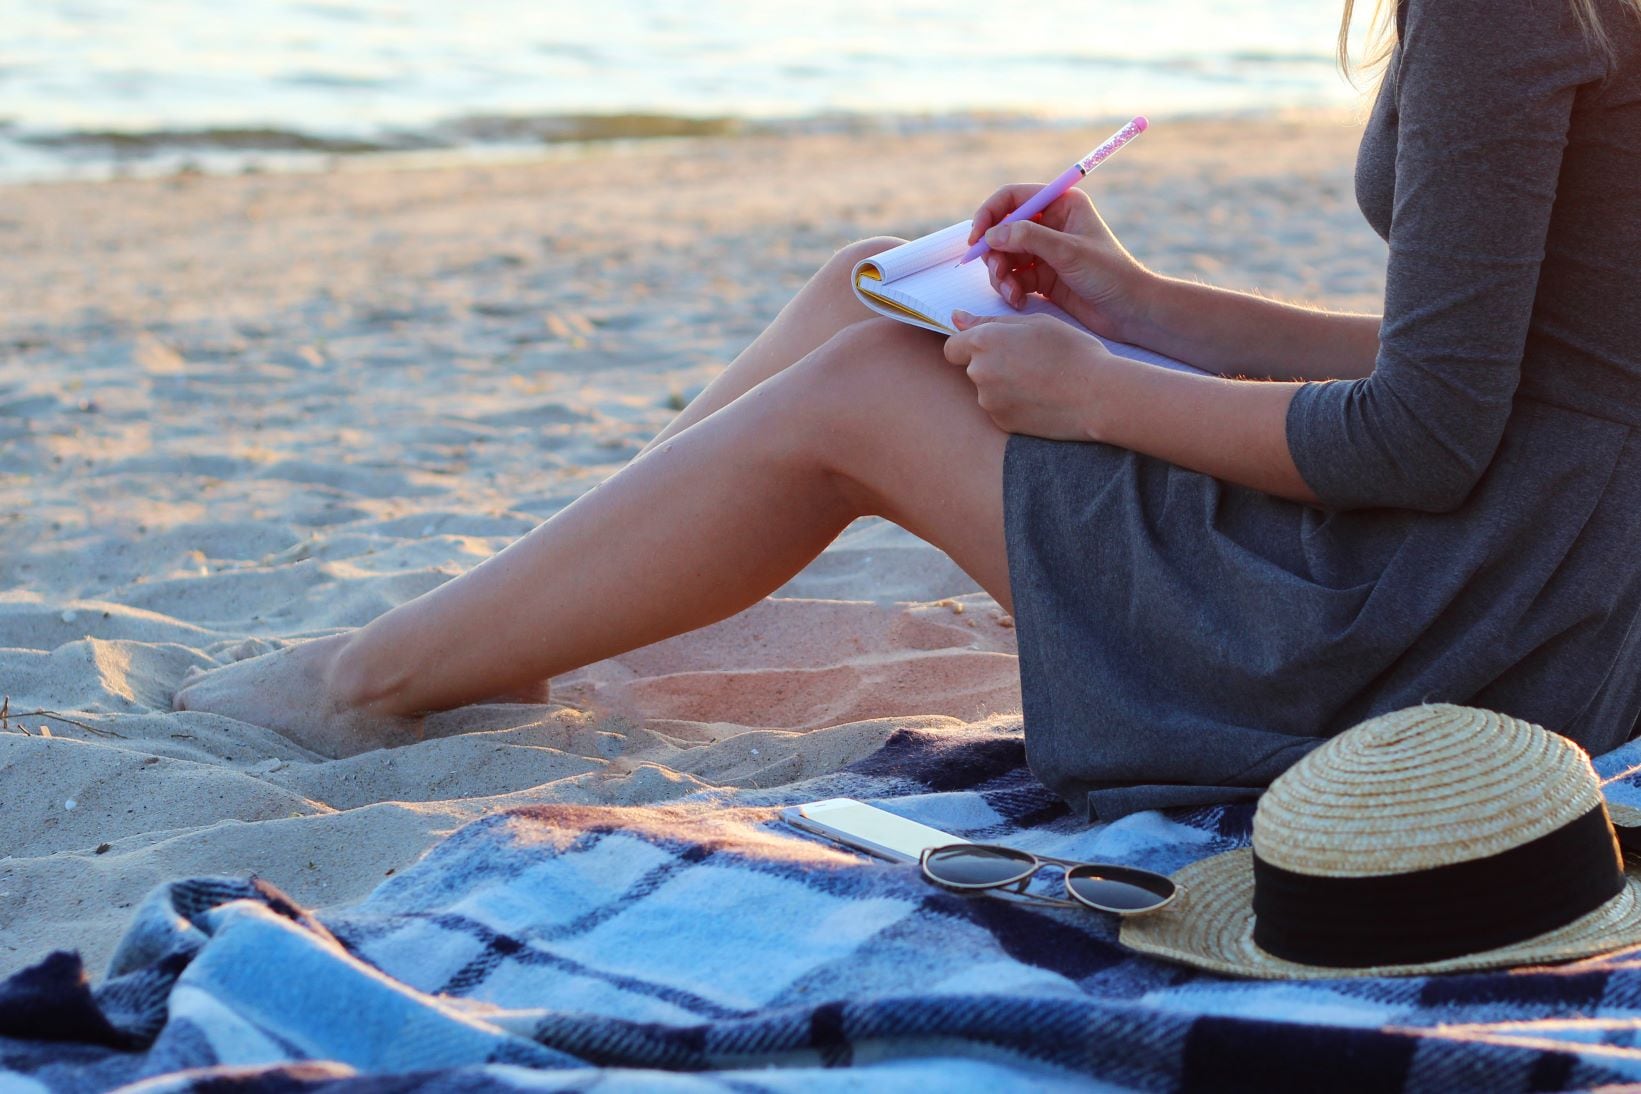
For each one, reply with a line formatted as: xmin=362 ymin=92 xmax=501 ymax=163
xmin=0 ymin=112 xmax=1387 ymax=979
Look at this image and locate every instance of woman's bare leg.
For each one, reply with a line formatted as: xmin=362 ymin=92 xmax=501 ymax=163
xmin=639 ymin=236 xmax=903 ymax=453
xmin=174 ymin=318 xmax=1010 ymax=757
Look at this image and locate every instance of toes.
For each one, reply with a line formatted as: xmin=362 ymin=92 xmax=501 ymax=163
xmin=228 ymin=638 xmax=274 ymax=662
xmin=172 ymin=665 xmax=209 ymax=712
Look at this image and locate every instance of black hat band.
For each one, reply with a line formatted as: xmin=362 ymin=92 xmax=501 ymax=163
xmin=1251 ymin=805 xmax=1625 ymax=967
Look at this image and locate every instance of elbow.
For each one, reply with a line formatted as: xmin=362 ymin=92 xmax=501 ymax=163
xmin=1338 ymin=433 xmax=1493 ymax=513
xmin=1380 ymin=406 xmax=1504 ymax=512
xmin=1318 ymin=458 xmax=1480 ymax=514
xmin=1392 ymin=460 xmax=1482 ymax=514
xmin=1290 ymin=375 xmax=1506 ymax=514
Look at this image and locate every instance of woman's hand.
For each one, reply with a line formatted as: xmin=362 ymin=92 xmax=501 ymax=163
xmin=945 ymin=311 xmax=1321 ymax=505
xmin=968 ymin=185 xmax=1153 ymax=342
xmin=943 ymin=310 xmax=1119 ymax=440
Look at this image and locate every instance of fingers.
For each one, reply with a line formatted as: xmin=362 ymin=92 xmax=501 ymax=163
xmin=987 ymin=247 xmax=1065 ymax=311
xmin=983 ymin=219 xmax=1074 ymax=268
xmin=969 ymin=183 xmax=1053 ymax=244
xmin=987 ymin=252 xmax=1053 ymax=309
xmin=944 ymin=310 xmax=1011 ymax=361
xmin=951 ymin=309 xmax=1000 ymax=331
xmin=986 ymin=253 xmax=1017 ymax=305
xmin=970 ymin=186 xmax=1103 ymax=245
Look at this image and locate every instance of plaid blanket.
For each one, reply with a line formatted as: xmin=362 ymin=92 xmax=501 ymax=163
xmin=9 ymin=722 xmax=1641 ymax=1092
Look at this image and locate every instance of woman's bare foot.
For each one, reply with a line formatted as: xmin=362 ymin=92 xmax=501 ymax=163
xmin=172 ymin=632 xmax=554 ymax=758
xmin=172 ymin=634 xmax=421 ymax=758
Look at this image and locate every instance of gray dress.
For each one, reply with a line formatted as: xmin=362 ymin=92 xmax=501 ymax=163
xmin=1003 ymin=0 xmax=1641 ymax=821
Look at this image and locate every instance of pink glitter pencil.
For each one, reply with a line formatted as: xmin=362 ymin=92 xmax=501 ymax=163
xmin=957 ymin=115 xmax=1149 ymax=266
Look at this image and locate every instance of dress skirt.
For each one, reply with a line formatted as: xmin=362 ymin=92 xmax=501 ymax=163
xmin=1001 ymin=394 xmax=1641 ymax=821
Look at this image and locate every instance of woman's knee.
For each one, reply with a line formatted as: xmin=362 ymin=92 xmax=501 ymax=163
xmin=795 ymin=317 xmax=939 ymax=394
xmin=774 ymin=318 xmax=1007 ymax=520
xmin=818 ymin=236 xmax=906 ymax=293
xmin=831 ymin=235 xmax=906 ymax=270
xmin=776 ymin=318 xmax=969 ymax=457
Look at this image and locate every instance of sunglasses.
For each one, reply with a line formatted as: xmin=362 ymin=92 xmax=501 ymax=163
xmin=920 ymin=843 xmax=1180 ymax=914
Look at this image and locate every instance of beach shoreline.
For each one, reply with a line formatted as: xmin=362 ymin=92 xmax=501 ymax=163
xmin=0 ymin=105 xmax=1363 ymax=186
xmin=0 ymin=112 xmax=1385 ymax=979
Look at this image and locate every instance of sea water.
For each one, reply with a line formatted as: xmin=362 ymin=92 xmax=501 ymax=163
xmin=0 ymin=0 xmax=1368 ymax=180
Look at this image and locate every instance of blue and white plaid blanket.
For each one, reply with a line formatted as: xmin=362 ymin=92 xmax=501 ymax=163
xmin=10 ymin=722 xmax=1641 ymax=1092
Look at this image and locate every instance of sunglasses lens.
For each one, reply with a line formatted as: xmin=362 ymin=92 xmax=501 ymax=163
xmin=923 ymin=845 xmax=1036 ymax=887
xmin=1065 ymin=865 xmax=1176 ymax=913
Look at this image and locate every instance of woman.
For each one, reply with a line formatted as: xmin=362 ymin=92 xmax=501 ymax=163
xmin=176 ymin=0 xmax=1641 ymax=821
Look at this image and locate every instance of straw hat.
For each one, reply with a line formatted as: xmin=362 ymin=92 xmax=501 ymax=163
xmin=1121 ymin=704 xmax=1641 ymax=978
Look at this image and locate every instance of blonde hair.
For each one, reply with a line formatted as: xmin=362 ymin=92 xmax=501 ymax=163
xmin=1337 ymin=0 xmax=1640 ymax=81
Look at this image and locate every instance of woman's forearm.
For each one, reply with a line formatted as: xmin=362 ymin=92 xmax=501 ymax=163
xmin=1122 ymin=275 xmax=1381 ymax=382
xmin=1084 ymin=353 xmax=1322 ymax=507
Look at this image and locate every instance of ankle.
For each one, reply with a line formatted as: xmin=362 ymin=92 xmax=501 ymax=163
xmin=321 ymin=631 xmax=411 ymax=715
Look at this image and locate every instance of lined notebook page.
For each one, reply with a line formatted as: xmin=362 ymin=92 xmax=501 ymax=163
xmin=854 ymin=223 xmax=1208 ymax=375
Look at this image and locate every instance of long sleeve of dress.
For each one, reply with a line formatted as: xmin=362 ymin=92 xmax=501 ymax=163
xmin=1285 ymin=0 xmax=1603 ymax=513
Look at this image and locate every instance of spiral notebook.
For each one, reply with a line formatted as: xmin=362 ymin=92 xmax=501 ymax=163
xmin=851 ymin=220 xmax=1208 ymax=375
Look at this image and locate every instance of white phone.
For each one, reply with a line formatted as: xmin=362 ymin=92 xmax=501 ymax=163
xmin=781 ymin=797 xmax=970 ymax=864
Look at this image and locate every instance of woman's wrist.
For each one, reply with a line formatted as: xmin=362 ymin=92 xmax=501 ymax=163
xmin=1077 ymin=342 xmax=1124 ymax=445
xmin=1111 ymin=268 xmax=1171 ymax=347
